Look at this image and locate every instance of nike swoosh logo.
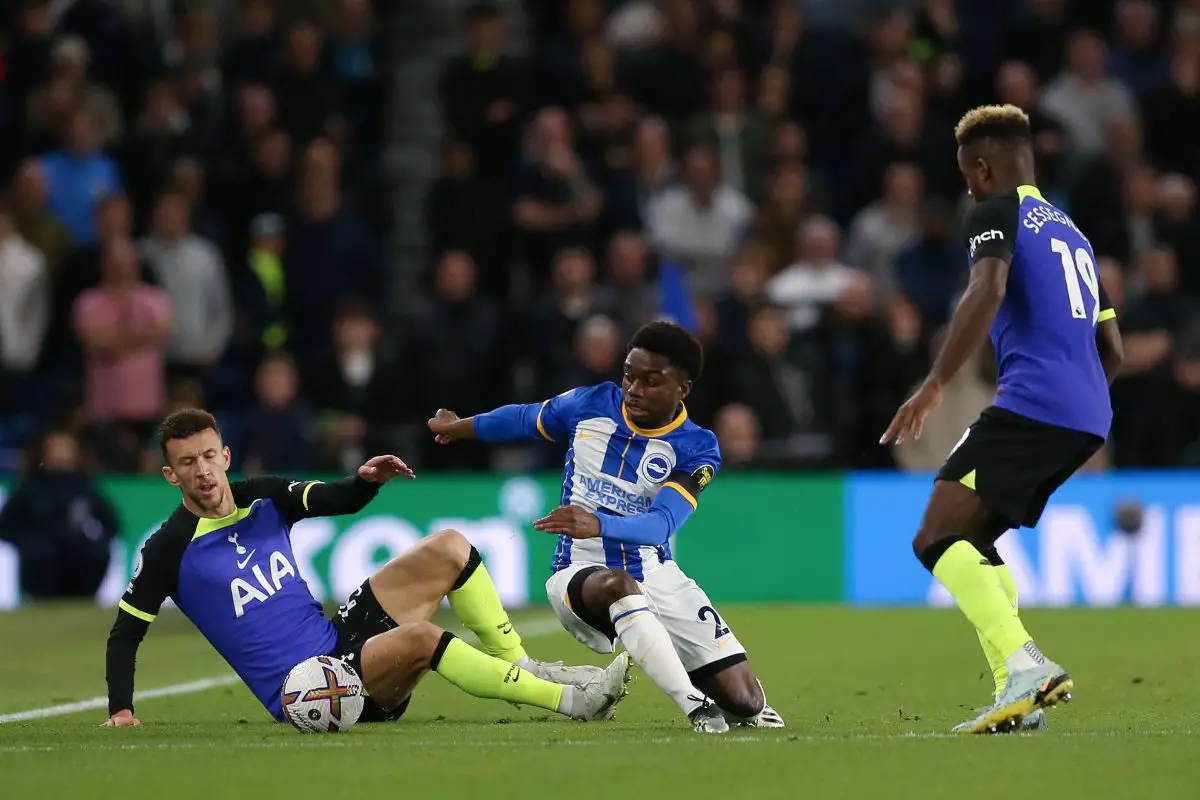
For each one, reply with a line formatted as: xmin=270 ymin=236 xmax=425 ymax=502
xmin=237 ymin=550 xmax=256 ymax=569
xmin=288 ymin=481 xmax=302 ymax=492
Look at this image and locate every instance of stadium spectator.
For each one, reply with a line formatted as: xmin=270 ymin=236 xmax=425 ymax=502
xmin=1111 ymin=247 xmax=1195 ymax=466
xmin=712 ymin=402 xmax=763 ymax=470
xmin=305 ymin=300 xmax=401 ymax=472
xmin=1108 ymin=0 xmax=1169 ymax=95
xmin=222 ymin=0 xmax=282 ymax=86
xmin=844 ymin=161 xmax=923 ymax=295
xmin=1041 ymin=29 xmax=1138 ymax=162
xmin=283 ymin=138 xmax=382 ymax=362
xmin=894 ymin=198 xmax=968 ymax=329
xmin=0 ymin=201 xmax=50 ymax=412
xmin=527 ymin=247 xmax=601 ymax=397
xmin=646 ymin=141 xmax=752 ymax=298
xmin=728 ymin=303 xmax=835 ymax=466
xmin=74 ymin=237 xmax=171 ymax=471
xmin=9 ymin=158 xmax=73 ymax=275
xmin=28 ymin=35 xmax=124 ymax=148
xmin=768 ymin=215 xmax=855 ymax=333
xmin=753 ymin=162 xmax=812 ymax=276
xmin=593 ymin=231 xmax=657 ymax=342
xmin=240 ymin=351 xmax=312 ymax=473
xmin=564 ymin=313 xmax=623 ymax=389
xmin=514 ymin=106 xmax=603 ymax=279
xmin=41 ymin=109 xmax=122 ymax=245
xmin=120 ymin=79 xmax=197 ymax=227
xmin=715 ymin=244 xmax=771 ymax=360
xmin=407 ymin=250 xmax=508 ymax=470
xmin=1141 ymin=43 xmax=1200 ymax=180
xmin=140 ymin=192 xmax=233 ymax=382
xmin=602 ymin=115 xmax=676 ymax=233
xmin=424 ymin=138 xmax=513 ymax=296
xmin=274 ymin=22 xmax=341 ymax=145
xmin=685 ymin=66 xmax=773 ymax=202
xmin=440 ymin=3 xmax=528 ymax=180
xmin=0 ymin=429 xmax=119 ymax=599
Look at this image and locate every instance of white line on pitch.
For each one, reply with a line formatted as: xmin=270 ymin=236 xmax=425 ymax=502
xmin=2 ymin=729 xmax=1198 ymax=753
xmin=0 ymin=616 xmax=565 ymax=724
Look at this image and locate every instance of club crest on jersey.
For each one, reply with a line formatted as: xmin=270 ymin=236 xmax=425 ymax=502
xmin=639 ymin=453 xmax=673 ymax=484
xmin=691 ymin=464 xmax=714 ymax=491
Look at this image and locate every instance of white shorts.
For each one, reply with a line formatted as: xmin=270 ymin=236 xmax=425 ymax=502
xmin=545 ymin=561 xmax=747 ymax=676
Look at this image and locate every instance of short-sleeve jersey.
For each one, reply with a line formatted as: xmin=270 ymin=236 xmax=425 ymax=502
xmin=963 ymin=185 xmax=1115 ymax=438
xmin=119 ymin=478 xmax=338 ymax=720
xmin=535 ymin=383 xmax=721 ymax=580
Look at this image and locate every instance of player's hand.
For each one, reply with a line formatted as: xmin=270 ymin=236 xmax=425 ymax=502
xmin=358 ymin=455 xmax=415 ymax=483
xmin=102 ymin=709 xmax=140 ymax=727
xmin=533 ymin=505 xmax=601 ymax=539
xmin=428 ymin=409 xmax=461 ymax=444
xmin=880 ymin=379 xmax=944 ymax=446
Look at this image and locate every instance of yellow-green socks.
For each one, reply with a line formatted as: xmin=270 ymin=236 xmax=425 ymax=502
xmin=931 ymin=540 xmax=1033 ymax=660
xmin=975 ymin=560 xmax=1020 ymax=695
xmin=447 ymin=547 xmax=528 ymax=663
xmin=431 ymin=633 xmax=567 ymax=714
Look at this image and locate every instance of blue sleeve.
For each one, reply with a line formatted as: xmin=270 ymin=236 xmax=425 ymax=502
xmin=472 ymin=388 xmax=582 ymax=443
xmin=472 ymin=403 xmax=552 ymax=442
xmin=597 ymin=485 xmax=696 ymax=546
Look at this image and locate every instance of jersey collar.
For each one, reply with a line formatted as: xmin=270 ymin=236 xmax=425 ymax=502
xmin=621 ymin=402 xmax=688 ymax=437
xmin=1017 ymin=184 xmax=1047 ymax=203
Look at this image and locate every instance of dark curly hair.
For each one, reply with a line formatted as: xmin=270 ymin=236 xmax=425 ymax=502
xmin=627 ymin=321 xmax=704 ymax=381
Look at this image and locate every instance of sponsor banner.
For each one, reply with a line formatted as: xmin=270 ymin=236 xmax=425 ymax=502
xmin=846 ymin=472 xmax=1200 ymax=607
xmin=0 ymin=473 xmax=845 ymax=609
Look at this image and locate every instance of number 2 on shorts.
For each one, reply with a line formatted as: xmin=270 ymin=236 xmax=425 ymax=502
xmin=698 ymin=605 xmax=730 ymax=639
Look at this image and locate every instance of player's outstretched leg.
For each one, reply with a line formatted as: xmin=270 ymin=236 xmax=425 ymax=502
xmin=357 ymin=621 xmax=632 ymax=721
xmin=578 ymin=568 xmax=727 ymax=733
xmin=371 ymin=529 xmax=602 ymax=687
xmin=913 ymin=481 xmax=1070 ymax=734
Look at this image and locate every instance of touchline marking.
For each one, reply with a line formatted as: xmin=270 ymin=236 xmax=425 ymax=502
xmin=0 ymin=616 xmax=564 ymax=725
xmin=1 ymin=730 xmax=1197 ymax=753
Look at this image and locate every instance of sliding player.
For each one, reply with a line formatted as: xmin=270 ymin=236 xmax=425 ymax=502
xmin=429 ymin=322 xmax=784 ymax=734
xmin=104 ymin=409 xmax=631 ymax=727
xmin=881 ymin=105 xmax=1123 ymax=734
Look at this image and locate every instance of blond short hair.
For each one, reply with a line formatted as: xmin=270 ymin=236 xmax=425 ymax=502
xmin=955 ymin=105 xmax=1032 ymax=147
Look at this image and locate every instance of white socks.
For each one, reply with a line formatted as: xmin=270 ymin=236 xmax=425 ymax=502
xmin=1004 ymin=640 xmax=1048 ymax=676
xmin=556 ymin=686 xmax=584 ymax=719
xmin=609 ymin=594 xmax=701 ymax=716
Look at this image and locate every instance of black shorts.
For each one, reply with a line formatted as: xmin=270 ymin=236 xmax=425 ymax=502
xmin=937 ymin=406 xmax=1104 ymax=529
xmin=327 ymin=579 xmax=410 ymax=723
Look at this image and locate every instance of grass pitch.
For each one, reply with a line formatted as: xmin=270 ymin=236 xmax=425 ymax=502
xmin=1 ymin=604 xmax=1198 ymax=799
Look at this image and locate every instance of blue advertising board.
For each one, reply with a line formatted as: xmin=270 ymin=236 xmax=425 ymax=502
xmin=846 ymin=472 xmax=1200 ymax=607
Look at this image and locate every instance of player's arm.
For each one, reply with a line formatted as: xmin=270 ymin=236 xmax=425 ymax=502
xmin=534 ymin=463 xmax=718 ymax=545
xmin=104 ymin=526 xmax=184 ymax=726
xmin=929 ymin=195 xmax=1019 ymax=389
xmin=1095 ymin=283 xmax=1124 ymax=386
xmin=429 ymin=391 xmax=578 ymax=444
xmin=246 ymin=457 xmax=413 ymax=525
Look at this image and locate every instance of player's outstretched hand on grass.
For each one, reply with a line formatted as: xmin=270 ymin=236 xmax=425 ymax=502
xmin=102 ymin=709 xmax=140 ymax=727
xmin=358 ymin=455 xmax=416 ymax=483
xmin=534 ymin=505 xmax=601 ymax=539
xmin=880 ymin=379 xmax=944 ymax=446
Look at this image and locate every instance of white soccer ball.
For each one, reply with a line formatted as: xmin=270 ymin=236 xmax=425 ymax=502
xmin=281 ymin=655 xmax=365 ymax=733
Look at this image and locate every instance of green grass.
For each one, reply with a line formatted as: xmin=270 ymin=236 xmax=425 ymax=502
xmin=2 ymin=604 xmax=1199 ymax=799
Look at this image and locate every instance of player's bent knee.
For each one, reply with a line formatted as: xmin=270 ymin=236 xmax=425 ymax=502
xmin=376 ymin=620 xmax=445 ymax=667
xmin=708 ymin=668 xmax=765 ymax=719
xmin=425 ymin=528 xmax=473 ymax=565
xmin=582 ymin=568 xmax=642 ymax=607
xmin=724 ymin=683 xmax=766 ymax=720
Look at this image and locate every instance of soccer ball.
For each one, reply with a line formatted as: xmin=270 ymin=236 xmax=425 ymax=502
xmin=281 ymin=655 xmax=365 ymax=733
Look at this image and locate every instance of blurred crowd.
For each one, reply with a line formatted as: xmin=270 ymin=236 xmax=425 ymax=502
xmin=2 ymin=0 xmax=1200 ymax=478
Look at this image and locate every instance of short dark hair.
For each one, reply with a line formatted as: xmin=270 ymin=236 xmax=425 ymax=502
xmin=627 ymin=321 xmax=704 ymax=381
xmin=158 ymin=408 xmax=221 ymax=460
